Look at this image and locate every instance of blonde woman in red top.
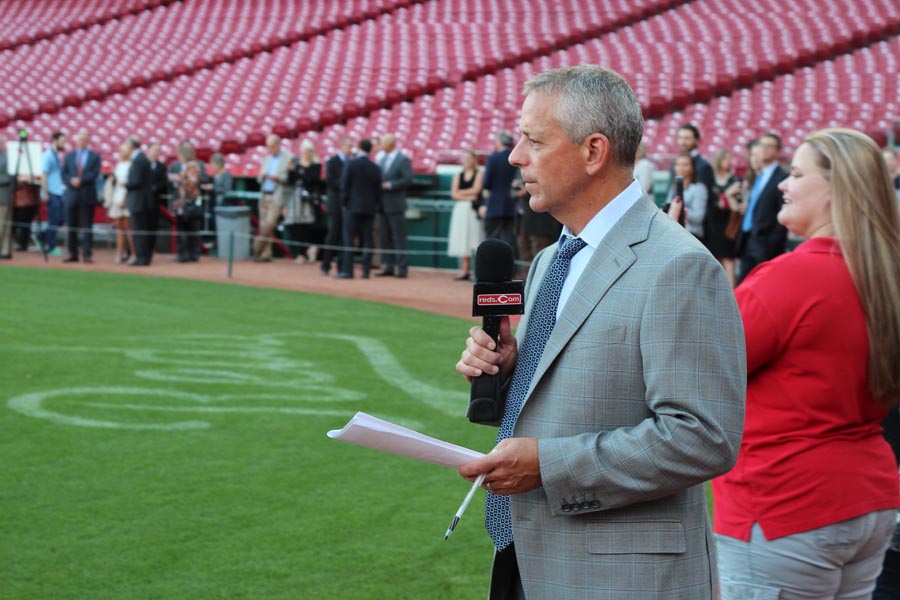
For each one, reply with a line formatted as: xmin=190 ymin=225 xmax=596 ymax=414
xmin=713 ymin=129 xmax=900 ymax=598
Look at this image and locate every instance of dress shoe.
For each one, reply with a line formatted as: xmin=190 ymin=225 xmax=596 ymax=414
xmin=320 ymin=267 xmax=330 ymax=276
xmin=0 ymin=254 xmax=12 ymax=260
xmin=333 ymin=272 xmax=353 ymax=279
xmin=83 ymin=257 xmax=93 ymax=264
xmin=396 ymin=271 xmax=407 ymax=279
xmin=454 ymin=273 xmax=471 ymax=281
xmin=375 ymin=269 xmax=394 ymax=277
xmin=361 ymin=271 xmax=370 ymax=279
xmin=175 ymin=256 xmax=189 ymax=263
xmin=128 ymin=261 xmax=148 ymax=267
xmin=63 ymin=256 xmax=78 ymax=263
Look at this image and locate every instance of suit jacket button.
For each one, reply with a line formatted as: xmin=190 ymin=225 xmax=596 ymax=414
xmin=561 ymin=504 xmax=571 ymax=512
xmin=570 ymin=503 xmax=581 ymax=512
xmin=591 ymin=500 xmax=602 ymax=509
xmin=580 ymin=501 xmax=591 ymax=510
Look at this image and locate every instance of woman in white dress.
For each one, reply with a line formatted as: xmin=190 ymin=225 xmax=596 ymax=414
xmin=103 ymin=142 xmax=135 ymax=263
xmin=446 ymin=150 xmax=484 ymax=280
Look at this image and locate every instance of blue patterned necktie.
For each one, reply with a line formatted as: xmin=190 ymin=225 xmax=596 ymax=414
xmin=485 ymin=235 xmax=587 ymax=550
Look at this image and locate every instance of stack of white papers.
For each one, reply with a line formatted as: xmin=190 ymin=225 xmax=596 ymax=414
xmin=327 ymin=412 xmax=484 ymax=469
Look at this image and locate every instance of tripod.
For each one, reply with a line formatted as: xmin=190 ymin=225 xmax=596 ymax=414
xmin=11 ymin=132 xmax=47 ymax=261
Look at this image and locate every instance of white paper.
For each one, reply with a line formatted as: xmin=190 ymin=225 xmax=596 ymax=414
xmin=327 ymin=412 xmax=484 ymax=469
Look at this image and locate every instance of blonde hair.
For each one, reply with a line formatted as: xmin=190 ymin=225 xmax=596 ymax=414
xmin=711 ymin=149 xmax=731 ymax=174
xmin=804 ymin=128 xmax=900 ymax=405
xmin=299 ymin=139 xmax=319 ymax=163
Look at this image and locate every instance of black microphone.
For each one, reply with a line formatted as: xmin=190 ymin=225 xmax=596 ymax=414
xmin=674 ymin=175 xmax=686 ymax=227
xmin=467 ymin=239 xmax=525 ymax=424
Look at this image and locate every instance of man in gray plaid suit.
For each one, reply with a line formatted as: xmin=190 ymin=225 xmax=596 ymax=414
xmin=457 ymin=65 xmax=746 ymax=599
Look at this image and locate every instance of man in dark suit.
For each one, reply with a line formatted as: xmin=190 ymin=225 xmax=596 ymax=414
xmin=147 ymin=142 xmax=169 ymax=254
xmin=321 ymin=136 xmax=353 ymax=276
xmin=336 ymin=138 xmax=381 ymax=279
xmin=61 ymin=130 xmax=101 ymax=263
xmin=737 ymin=132 xmax=788 ymax=283
xmin=480 ymin=131 xmax=519 ymax=253
xmin=124 ymin=136 xmax=156 ymax=267
xmin=376 ymin=133 xmax=414 ymax=278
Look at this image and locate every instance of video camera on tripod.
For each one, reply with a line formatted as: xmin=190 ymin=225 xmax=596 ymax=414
xmin=8 ymin=128 xmax=45 ymax=258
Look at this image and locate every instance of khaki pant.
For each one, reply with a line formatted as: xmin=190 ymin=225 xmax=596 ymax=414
xmin=0 ymin=204 xmax=12 ymax=256
xmin=253 ymin=193 xmax=282 ymax=259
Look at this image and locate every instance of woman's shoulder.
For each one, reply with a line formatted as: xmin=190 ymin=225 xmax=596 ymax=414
xmin=740 ymin=239 xmax=848 ymax=293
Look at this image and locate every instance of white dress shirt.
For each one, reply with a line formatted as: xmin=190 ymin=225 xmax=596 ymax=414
xmin=556 ymin=179 xmax=643 ymax=319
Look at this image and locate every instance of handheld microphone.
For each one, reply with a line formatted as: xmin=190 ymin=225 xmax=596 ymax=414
xmin=674 ymin=175 xmax=686 ymax=227
xmin=467 ymin=239 xmax=525 ymax=424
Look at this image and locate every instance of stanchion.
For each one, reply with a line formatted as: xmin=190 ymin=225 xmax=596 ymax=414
xmin=227 ymin=229 xmax=234 ymax=279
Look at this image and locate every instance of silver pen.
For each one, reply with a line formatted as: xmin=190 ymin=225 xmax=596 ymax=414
xmin=443 ymin=473 xmax=485 ymax=541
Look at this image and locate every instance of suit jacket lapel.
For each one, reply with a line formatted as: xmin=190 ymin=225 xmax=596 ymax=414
xmin=523 ymin=198 xmax=655 ymax=402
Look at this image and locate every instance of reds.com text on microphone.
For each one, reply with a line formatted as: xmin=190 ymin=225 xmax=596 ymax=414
xmin=476 ymin=294 xmax=523 ymax=306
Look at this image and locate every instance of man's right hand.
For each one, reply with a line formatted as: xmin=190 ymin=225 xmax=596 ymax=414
xmin=456 ymin=317 xmax=518 ymax=384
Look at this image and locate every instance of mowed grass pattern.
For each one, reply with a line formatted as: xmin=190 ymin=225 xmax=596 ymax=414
xmin=0 ymin=267 xmax=497 ymax=599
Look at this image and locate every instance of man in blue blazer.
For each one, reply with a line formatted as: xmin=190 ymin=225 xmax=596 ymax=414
xmin=457 ymin=66 xmax=745 ymax=599
xmin=61 ymin=130 xmax=101 ymax=263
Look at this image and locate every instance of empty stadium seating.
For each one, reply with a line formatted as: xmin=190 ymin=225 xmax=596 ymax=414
xmin=0 ymin=0 xmax=176 ymax=51
xmin=2 ymin=0 xmax=899 ymax=174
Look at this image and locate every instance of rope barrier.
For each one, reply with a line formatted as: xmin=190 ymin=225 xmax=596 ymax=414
xmin=2 ymin=220 xmax=455 ymax=257
xmin=2 ymin=220 xmax=537 ymax=272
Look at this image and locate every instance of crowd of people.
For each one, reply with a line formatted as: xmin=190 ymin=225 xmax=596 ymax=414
xmin=0 ymin=132 xmax=233 ymax=266
xmin=2 ymin=122 xmax=898 ymax=288
xmin=0 ymin=130 xmax=418 ymax=275
xmin=251 ymin=131 xmax=415 ymax=278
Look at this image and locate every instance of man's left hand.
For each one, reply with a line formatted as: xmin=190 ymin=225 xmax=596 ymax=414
xmin=458 ymin=438 xmax=542 ymax=496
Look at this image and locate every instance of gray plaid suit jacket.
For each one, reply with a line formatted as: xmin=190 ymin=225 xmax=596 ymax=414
xmin=508 ymin=196 xmax=746 ymax=599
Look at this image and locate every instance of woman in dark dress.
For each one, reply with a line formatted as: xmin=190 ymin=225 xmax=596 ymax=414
xmin=707 ymin=149 xmax=741 ymax=287
xmin=285 ymin=140 xmax=322 ymax=264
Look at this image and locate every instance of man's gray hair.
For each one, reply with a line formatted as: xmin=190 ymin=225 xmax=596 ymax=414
xmin=523 ymin=65 xmax=643 ymax=167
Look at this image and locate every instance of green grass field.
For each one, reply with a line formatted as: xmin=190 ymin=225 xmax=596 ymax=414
xmin=1 ymin=267 xmax=498 ymax=599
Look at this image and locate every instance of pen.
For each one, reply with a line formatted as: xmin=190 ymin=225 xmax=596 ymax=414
xmin=443 ymin=473 xmax=485 ymax=541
